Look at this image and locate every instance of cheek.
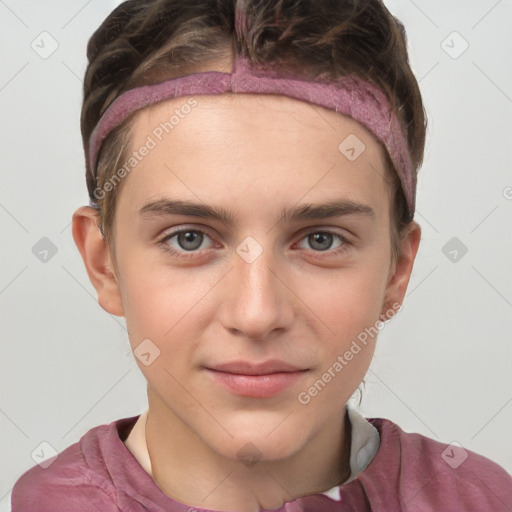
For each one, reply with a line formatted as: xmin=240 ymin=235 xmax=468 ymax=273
xmin=118 ymin=264 xmax=209 ymax=403
xmin=296 ymin=259 xmax=388 ymax=338
xmin=294 ymin=256 xmax=388 ymax=399
xmin=117 ymin=254 xmax=217 ymax=353
xmin=295 ymin=269 xmax=384 ymax=411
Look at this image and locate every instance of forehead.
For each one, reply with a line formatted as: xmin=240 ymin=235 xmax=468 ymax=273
xmin=134 ymin=91 xmax=384 ymax=140
xmin=118 ymin=93 xmax=392 ymax=222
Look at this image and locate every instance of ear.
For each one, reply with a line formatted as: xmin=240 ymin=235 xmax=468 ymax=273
xmin=380 ymin=221 xmax=421 ymax=320
xmin=71 ymin=206 xmax=125 ymax=317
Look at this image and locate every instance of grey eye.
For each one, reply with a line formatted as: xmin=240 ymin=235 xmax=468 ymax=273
xmin=308 ymin=232 xmax=334 ymax=251
xmin=176 ymin=231 xmax=204 ymax=251
xmin=296 ymin=232 xmax=345 ymax=252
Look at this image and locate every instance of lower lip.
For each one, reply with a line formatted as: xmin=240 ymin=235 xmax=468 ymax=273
xmin=205 ymin=369 xmax=308 ymax=398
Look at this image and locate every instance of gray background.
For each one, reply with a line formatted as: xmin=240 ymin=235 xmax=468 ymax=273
xmin=1 ymin=0 xmax=511 ymax=508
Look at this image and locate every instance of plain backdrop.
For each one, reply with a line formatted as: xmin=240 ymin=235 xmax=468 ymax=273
xmin=1 ymin=0 xmax=511 ymax=508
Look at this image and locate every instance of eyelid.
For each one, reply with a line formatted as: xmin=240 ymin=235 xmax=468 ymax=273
xmin=159 ymin=224 xmax=216 ymax=240
xmin=157 ymin=225 xmax=219 ymax=257
xmin=293 ymin=229 xmax=351 ymax=253
xmin=295 ymin=225 xmax=354 ymax=244
xmin=157 ymin=225 xmax=353 ymax=257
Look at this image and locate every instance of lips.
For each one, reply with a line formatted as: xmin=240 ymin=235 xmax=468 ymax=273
xmin=207 ymin=359 xmax=306 ymax=376
xmin=204 ymin=360 xmax=309 ymax=398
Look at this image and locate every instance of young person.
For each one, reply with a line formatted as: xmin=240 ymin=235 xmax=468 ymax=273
xmin=11 ymin=0 xmax=512 ymax=510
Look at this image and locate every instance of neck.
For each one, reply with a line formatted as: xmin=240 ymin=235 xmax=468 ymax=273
xmin=143 ymin=389 xmax=351 ymax=512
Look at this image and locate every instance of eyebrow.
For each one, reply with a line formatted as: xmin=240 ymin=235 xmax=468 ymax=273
xmin=138 ymin=198 xmax=375 ymax=223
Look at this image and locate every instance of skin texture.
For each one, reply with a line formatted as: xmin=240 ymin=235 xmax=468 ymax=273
xmin=72 ymin=93 xmax=421 ymax=512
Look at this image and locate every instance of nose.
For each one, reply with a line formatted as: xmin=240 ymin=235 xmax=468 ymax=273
xmin=219 ymin=240 xmax=295 ymax=341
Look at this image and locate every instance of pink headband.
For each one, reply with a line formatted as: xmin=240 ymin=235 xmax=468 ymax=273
xmin=88 ymin=53 xmax=415 ymax=220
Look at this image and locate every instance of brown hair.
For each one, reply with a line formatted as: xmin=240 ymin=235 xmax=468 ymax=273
xmin=81 ymin=0 xmax=426 ymax=263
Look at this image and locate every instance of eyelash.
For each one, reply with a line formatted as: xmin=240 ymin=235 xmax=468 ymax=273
xmin=157 ymin=227 xmax=352 ymax=260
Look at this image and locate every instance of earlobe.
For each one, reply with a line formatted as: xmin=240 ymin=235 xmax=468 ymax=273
xmin=71 ymin=206 xmax=125 ymax=317
xmin=381 ymin=221 xmax=421 ymax=320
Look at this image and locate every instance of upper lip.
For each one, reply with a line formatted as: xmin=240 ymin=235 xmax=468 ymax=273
xmin=206 ymin=360 xmax=307 ymax=376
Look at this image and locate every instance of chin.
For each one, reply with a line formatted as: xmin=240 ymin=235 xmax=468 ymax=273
xmin=202 ymin=413 xmax=311 ymax=464
xmin=215 ymin=436 xmax=303 ymax=465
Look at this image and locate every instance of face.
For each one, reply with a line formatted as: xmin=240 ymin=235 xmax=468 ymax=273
xmin=107 ymin=93 xmax=400 ymax=462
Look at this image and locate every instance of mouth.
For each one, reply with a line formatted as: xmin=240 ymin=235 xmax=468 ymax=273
xmin=204 ymin=360 xmax=309 ymax=398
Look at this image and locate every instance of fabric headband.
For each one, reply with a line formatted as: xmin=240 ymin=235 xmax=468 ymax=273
xmin=88 ymin=53 xmax=415 ymax=220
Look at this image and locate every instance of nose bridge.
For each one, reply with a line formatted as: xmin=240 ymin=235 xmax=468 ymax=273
xmin=222 ymin=235 xmax=293 ymax=339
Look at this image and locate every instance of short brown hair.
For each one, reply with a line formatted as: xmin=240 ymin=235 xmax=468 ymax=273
xmin=81 ymin=0 xmax=426 ymax=263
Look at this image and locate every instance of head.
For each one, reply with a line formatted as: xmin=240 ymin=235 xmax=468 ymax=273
xmin=73 ymin=0 xmax=425 ymax=464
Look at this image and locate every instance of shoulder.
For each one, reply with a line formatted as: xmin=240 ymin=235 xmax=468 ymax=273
xmin=11 ymin=421 xmax=124 ymax=512
xmin=366 ymin=417 xmax=512 ymax=511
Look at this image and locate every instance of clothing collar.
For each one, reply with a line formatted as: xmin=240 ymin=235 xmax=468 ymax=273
xmin=125 ymin=402 xmax=380 ymax=503
xmin=320 ymin=403 xmax=380 ymax=500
